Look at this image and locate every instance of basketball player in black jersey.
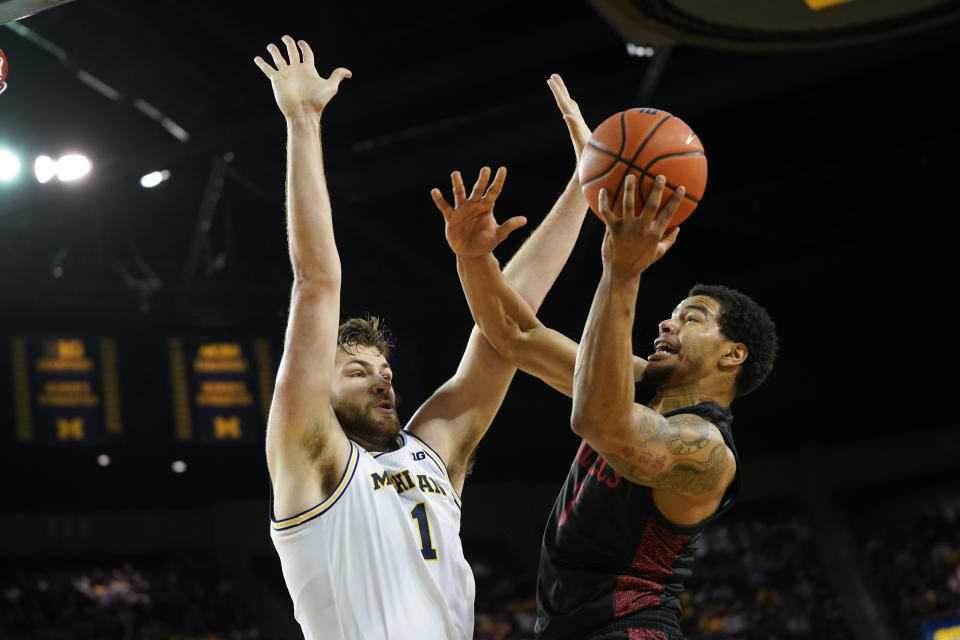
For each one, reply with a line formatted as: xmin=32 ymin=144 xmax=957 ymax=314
xmin=433 ymin=169 xmax=777 ymax=639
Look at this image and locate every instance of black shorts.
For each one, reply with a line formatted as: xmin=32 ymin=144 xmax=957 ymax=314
xmin=584 ymin=608 xmax=685 ymax=640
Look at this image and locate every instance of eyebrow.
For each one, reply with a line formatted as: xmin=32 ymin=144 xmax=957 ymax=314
xmin=344 ymin=359 xmax=391 ymax=372
xmin=677 ymin=304 xmax=711 ymax=317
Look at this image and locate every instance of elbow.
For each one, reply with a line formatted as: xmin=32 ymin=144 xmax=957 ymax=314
xmin=480 ymin=323 xmax=527 ymax=363
xmin=291 ymin=267 xmax=341 ymax=291
xmin=570 ymin=404 xmax=600 ymax=439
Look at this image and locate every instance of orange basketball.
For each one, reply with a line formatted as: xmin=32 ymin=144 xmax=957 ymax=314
xmin=578 ymin=108 xmax=707 ymax=227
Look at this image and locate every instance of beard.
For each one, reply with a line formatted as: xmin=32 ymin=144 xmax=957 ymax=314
xmin=641 ymin=359 xmax=675 ymax=389
xmin=331 ymin=396 xmax=401 ymax=449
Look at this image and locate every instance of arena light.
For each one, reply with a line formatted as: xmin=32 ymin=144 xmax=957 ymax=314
xmin=0 ymin=148 xmax=21 ymax=182
xmin=56 ymin=153 xmax=92 ymax=182
xmin=626 ymin=43 xmax=656 ymax=58
xmin=171 ymin=460 xmax=187 ymax=473
xmin=96 ymin=454 xmax=110 ymax=467
xmin=34 ymin=155 xmax=56 ymax=183
xmin=140 ymin=169 xmax=170 ymax=188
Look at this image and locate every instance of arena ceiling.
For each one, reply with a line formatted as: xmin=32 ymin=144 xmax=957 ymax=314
xmin=0 ymin=0 xmax=958 ymax=499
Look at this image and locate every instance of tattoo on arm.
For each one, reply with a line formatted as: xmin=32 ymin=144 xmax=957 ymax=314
xmin=604 ymin=414 xmax=731 ymax=496
xmin=665 ymin=414 xmax=712 ymax=456
xmin=645 ymin=442 xmax=729 ymax=495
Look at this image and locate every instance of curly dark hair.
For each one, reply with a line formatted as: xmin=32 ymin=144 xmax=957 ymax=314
xmin=337 ymin=314 xmax=393 ymax=359
xmin=688 ymin=284 xmax=778 ymax=398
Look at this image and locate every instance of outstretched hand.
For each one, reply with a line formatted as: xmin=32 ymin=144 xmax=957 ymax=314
xmin=547 ymin=74 xmax=592 ymax=161
xmin=598 ymin=175 xmax=684 ymax=279
xmin=254 ymin=35 xmax=351 ymax=119
xmin=431 ymin=167 xmax=527 ymax=258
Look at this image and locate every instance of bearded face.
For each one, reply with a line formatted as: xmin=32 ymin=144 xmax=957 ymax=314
xmin=331 ymin=392 xmax=400 ymax=449
xmin=330 ymin=344 xmax=400 ymax=450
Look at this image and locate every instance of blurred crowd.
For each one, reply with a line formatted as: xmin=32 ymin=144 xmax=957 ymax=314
xmin=468 ymin=506 xmax=856 ymax=640
xmin=3 ymin=486 xmax=958 ymax=640
xmin=857 ymin=486 xmax=960 ymax=637
xmin=0 ymin=553 xmax=275 ymax=640
xmin=680 ymin=509 xmax=854 ymax=640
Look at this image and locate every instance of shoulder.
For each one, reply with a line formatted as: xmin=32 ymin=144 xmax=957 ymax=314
xmin=664 ymin=412 xmax=726 ymax=455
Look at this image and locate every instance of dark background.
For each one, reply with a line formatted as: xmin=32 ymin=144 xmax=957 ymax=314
xmin=1 ymin=0 xmax=958 ymax=510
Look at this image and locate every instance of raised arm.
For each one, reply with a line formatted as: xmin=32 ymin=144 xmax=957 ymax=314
xmin=405 ymin=76 xmax=594 ymax=491
xmin=440 ymin=77 xmax=647 ymax=398
xmin=572 ymin=176 xmax=735 ymax=521
xmin=255 ymin=36 xmax=353 ymax=517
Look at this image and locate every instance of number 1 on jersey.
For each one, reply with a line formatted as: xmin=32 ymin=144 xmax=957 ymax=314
xmin=410 ymin=502 xmax=438 ymax=561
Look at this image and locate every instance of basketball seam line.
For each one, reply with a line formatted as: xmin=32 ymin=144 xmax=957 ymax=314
xmin=582 ymin=111 xmax=634 ymax=190
xmin=612 ymin=113 xmax=673 ymax=207
xmin=584 ymin=146 xmax=703 ymax=204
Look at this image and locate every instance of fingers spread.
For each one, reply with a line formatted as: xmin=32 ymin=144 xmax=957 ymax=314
xmin=641 ymin=175 xmax=666 ymax=222
xmin=282 ymin=35 xmax=300 ymax=65
xmin=430 ymin=188 xmax=453 ymax=217
xmin=267 ymin=43 xmax=287 ymax=69
xmin=451 ymin=171 xmax=467 ymax=207
xmin=298 ymin=39 xmax=315 ymax=66
xmin=484 ymin=166 xmax=507 ymax=201
xmin=469 ymin=167 xmax=491 ymax=201
xmin=659 ymin=226 xmax=680 ymax=254
xmin=253 ymin=56 xmax=276 ymax=77
xmin=598 ymin=188 xmax=617 ymax=226
xmin=655 ymin=185 xmax=686 ymax=231
xmin=330 ymin=67 xmax=352 ymax=83
xmin=497 ymin=216 xmax=527 ymax=242
xmin=622 ymin=174 xmax=637 ymax=223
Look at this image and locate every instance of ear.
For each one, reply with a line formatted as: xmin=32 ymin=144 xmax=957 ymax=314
xmin=719 ymin=342 xmax=748 ymax=369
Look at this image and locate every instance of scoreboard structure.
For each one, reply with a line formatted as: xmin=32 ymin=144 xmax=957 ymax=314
xmin=168 ymin=337 xmax=275 ymax=445
xmin=10 ymin=335 xmax=123 ymax=446
xmin=6 ymin=333 xmax=276 ymax=447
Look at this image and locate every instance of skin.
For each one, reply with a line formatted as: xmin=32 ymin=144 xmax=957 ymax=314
xmin=256 ymin=37 xmax=600 ymax=519
xmin=447 ymin=173 xmax=746 ymax=526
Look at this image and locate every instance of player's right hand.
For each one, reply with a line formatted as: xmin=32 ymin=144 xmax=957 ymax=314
xmin=254 ymin=35 xmax=351 ymax=120
xmin=431 ymin=166 xmax=527 ymax=258
xmin=597 ymin=174 xmax=683 ymax=279
xmin=547 ymin=74 xmax=591 ymax=162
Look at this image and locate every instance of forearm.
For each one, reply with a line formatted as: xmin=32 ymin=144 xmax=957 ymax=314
xmin=501 ymin=172 xmax=587 ymax=311
xmin=572 ymin=269 xmax=640 ymax=433
xmin=285 ymin=114 xmax=340 ymax=282
xmin=458 ymin=254 xmax=540 ymax=345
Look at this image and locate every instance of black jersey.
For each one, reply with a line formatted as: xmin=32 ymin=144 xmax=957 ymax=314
xmin=534 ymin=401 xmax=740 ymax=639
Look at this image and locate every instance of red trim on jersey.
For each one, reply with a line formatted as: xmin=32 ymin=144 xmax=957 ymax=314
xmin=629 ymin=628 xmax=668 ymax=640
xmin=613 ymin=518 xmax=690 ymax=616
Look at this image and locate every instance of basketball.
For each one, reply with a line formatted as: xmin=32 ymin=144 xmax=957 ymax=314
xmin=0 ymin=48 xmax=8 ymax=88
xmin=578 ymin=108 xmax=707 ymax=227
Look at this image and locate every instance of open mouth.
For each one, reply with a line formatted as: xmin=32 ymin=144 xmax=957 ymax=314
xmin=649 ymin=338 xmax=679 ymax=361
xmin=374 ymin=400 xmax=395 ymax=413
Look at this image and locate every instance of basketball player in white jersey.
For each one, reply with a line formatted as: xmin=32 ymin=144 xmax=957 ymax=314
xmin=254 ymin=35 xmax=596 ymax=639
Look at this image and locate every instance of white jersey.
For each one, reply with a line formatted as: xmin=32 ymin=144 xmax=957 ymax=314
xmin=270 ymin=430 xmax=474 ymax=640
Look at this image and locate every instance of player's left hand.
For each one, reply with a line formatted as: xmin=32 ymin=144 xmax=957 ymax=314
xmin=431 ymin=166 xmax=527 ymax=258
xmin=598 ymin=174 xmax=683 ymax=278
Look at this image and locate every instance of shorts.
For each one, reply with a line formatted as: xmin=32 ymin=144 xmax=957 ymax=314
xmin=584 ymin=608 xmax=685 ymax=640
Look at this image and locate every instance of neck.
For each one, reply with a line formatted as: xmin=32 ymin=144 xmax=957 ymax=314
xmin=649 ymin=384 xmax=733 ymax=414
xmin=351 ymin=431 xmax=400 ymax=453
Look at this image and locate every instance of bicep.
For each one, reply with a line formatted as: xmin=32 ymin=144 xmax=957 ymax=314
xmin=586 ymin=411 xmax=734 ymax=497
xmin=266 ymin=281 xmax=346 ymax=477
xmin=406 ymin=326 xmax=515 ymax=482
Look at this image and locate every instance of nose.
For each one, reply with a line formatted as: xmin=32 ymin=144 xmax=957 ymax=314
xmin=371 ymin=375 xmax=392 ymax=394
xmin=658 ymin=318 xmax=678 ymax=335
